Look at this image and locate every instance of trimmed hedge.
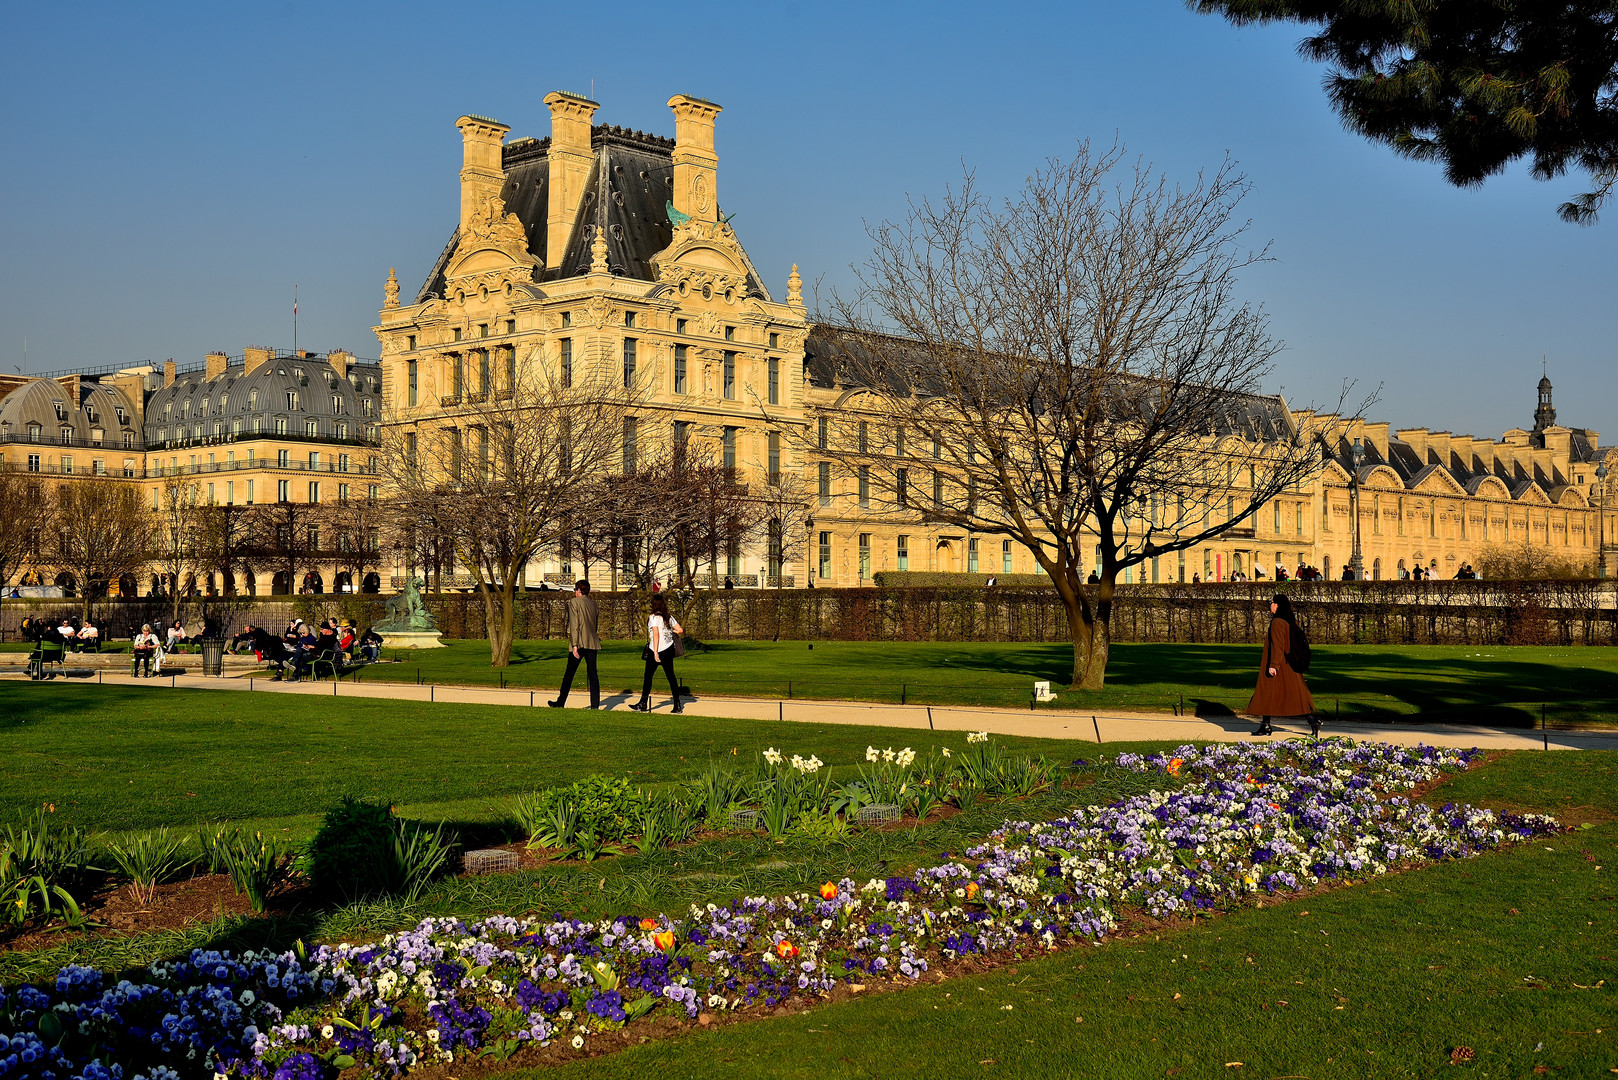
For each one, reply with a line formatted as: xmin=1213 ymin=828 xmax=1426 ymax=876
xmin=871 ymin=571 xmax=1053 ymax=587
xmin=6 ymin=580 xmax=1614 ymax=647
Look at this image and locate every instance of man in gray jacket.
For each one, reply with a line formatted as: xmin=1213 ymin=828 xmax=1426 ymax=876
xmin=549 ymin=579 xmax=601 ymax=709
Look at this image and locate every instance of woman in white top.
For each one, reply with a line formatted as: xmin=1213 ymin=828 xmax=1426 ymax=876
xmin=629 ymin=593 xmax=684 ymax=713
xmin=132 ymin=623 xmax=160 ymax=677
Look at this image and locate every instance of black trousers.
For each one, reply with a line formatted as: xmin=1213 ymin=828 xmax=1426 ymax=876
xmin=639 ymin=650 xmax=679 ymax=704
xmin=556 ymin=648 xmax=600 ymax=708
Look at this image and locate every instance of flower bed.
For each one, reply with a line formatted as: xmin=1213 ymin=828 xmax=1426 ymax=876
xmin=0 ymin=740 xmax=1560 ymax=1079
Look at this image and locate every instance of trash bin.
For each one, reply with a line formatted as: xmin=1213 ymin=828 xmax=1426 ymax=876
xmin=200 ymin=637 xmax=225 ymax=677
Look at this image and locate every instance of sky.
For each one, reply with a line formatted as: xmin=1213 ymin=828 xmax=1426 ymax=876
xmin=1 ymin=1 xmax=1613 ymax=442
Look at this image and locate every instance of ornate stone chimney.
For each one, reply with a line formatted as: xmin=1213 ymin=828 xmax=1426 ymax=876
xmin=455 ymin=114 xmax=510 ymax=236
xmin=667 ymin=94 xmax=723 ymax=224
xmin=204 ymin=351 xmax=229 ymax=380
xmin=544 ymin=91 xmax=600 ymax=269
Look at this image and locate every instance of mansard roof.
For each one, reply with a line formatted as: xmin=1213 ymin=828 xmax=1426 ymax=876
xmin=801 ymin=325 xmax=1295 ymax=438
xmin=416 ymin=125 xmax=762 ymax=302
xmin=0 ymin=378 xmax=139 ymax=446
xmin=143 ymin=354 xmax=382 ymax=447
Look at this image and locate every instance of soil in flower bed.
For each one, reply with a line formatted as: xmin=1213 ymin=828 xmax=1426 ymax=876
xmin=0 ymin=873 xmax=314 ymax=953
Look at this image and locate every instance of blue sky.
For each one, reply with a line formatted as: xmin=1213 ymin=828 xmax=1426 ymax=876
xmin=2 ymin=1 xmax=1612 ymax=441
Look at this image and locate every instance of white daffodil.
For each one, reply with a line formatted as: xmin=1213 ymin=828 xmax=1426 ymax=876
xmin=866 ymin=746 xmax=880 ymax=762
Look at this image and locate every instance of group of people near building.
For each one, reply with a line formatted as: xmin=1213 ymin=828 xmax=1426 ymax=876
xmin=228 ymin=618 xmax=383 ymax=681
xmin=18 ymin=616 xmax=105 ymax=652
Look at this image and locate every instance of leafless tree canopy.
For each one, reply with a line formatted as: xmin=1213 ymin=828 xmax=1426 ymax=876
xmin=810 ymin=143 xmax=1360 ymax=687
xmin=0 ymin=470 xmax=50 ymax=596
xmin=51 ymin=482 xmax=155 ymax=621
xmin=381 ymin=349 xmax=638 ymax=666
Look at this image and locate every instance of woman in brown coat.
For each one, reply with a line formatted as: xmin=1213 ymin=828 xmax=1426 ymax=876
xmin=1248 ymin=593 xmax=1318 ymax=737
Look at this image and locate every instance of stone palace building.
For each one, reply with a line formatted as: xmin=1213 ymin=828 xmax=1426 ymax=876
xmin=2 ymin=90 xmax=1613 ymax=596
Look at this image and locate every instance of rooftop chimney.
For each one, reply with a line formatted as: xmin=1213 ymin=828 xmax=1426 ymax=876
xmin=163 ymin=360 xmax=176 ymax=388
xmin=328 ymin=349 xmax=352 ymax=380
xmin=667 ymin=94 xmax=723 ymax=224
xmin=543 ymin=91 xmax=600 ymax=269
xmin=204 ymin=351 xmax=229 ymax=380
xmin=455 ymin=114 xmax=511 ymax=238
xmin=243 ymin=346 xmax=273 ymax=376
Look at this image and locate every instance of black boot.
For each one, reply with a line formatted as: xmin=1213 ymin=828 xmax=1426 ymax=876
xmin=1308 ymin=714 xmax=1321 ymax=738
xmin=547 ymin=699 xmax=565 ymax=708
xmin=1251 ymin=717 xmax=1273 ymax=736
xmin=628 ymin=699 xmax=650 ymax=712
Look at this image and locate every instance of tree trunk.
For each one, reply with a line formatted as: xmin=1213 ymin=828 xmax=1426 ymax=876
xmin=1062 ymin=596 xmax=1092 ymax=689
xmin=1077 ymin=573 xmax=1117 ymax=690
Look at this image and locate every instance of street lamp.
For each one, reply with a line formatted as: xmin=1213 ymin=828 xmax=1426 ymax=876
xmin=1348 ymin=438 xmax=1366 ymax=580
xmin=1598 ymin=463 xmax=1609 ymax=580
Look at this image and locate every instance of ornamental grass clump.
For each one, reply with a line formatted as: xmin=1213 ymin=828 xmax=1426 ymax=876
xmin=0 ymin=807 xmax=91 ymax=929
xmin=210 ymin=828 xmax=297 ymax=913
xmin=514 ymin=776 xmax=650 ymax=855
xmin=103 ymin=827 xmax=193 ymax=905
xmin=304 ymin=798 xmax=455 ymax=904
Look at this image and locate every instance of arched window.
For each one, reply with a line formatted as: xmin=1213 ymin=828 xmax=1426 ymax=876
xmin=1372 ymin=557 xmax=1382 ymax=580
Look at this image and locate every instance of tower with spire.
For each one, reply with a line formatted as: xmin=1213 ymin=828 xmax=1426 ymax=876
xmin=1534 ymin=371 xmax=1556 ymax=434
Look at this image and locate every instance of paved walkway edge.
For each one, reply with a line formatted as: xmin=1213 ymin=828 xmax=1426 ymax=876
xmin=18 ymin=670 xmax=1612 ymax=752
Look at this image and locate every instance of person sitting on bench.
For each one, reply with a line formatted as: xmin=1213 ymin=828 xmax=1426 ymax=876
xmin=132 ymin=624 xmax=160 ymax=678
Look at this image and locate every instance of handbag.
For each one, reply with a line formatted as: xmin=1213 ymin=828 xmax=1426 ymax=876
xmin=672 ymin=634 xmax=686 ymax=658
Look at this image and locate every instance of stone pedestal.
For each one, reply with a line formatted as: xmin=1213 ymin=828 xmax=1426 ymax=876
xmin=379 ymin=631 xmax=446 ymax=650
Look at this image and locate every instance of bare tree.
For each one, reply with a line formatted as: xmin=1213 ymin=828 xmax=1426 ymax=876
xmin=807 ymin=145 xmax=1359 ymax=688
xmin=154 ymin=477 xmax=205 ymax=620
xmin=247 ymin=499 xmax=321 ymax=595
xmin=322 ymin=491 xmax=390 ymax=593
xmin=381 ymin=352 xmax=636 ymax=667
xmin=0 ymin=469 xmax=51 ymax=628
xmin=51 ymin=482 xmax=155 ymax=622
xmin=193 ymin=503 xmax=255 ymax=596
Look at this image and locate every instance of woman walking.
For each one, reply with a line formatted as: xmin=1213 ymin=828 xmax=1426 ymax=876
xmin=1247 ymin=593 xmax=1318 ymax=737
xmin=629 ymin=593 xmax=683 ymax=714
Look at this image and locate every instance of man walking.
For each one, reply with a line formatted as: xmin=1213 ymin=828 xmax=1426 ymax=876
xmin=549 ymin=579 xmax=601 ymax=709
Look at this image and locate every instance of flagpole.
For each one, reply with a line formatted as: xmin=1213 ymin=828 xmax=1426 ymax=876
xmin=293 ymin=285 xmax=299 ymax=354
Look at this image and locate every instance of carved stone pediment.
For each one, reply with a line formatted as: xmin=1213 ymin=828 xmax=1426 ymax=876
xmin=444 ymin=194 xmax=541 ymax=296
xmin=649 ymin=219 xmax=752 ymax=303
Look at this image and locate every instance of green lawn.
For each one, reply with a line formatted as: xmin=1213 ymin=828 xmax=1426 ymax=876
xmin=0 ymin=683 xmax=1070 ymax=835
xmin=0 ymin=679 xmax=1613 ymax=1075
xmin=364 ymin=639 xmax=1618 ymax=727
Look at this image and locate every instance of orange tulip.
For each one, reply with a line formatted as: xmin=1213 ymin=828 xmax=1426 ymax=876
xmin=819 ymin=882 xmax=839 ymax=901
xmin=775 ymin=939 xmax=799 ymax=960
xmin=1167 ymin=758 xmax=1184 ymax=776
xmin=652 ymin=930 xmax=677 ymax=953
xmin=639 ymin=917 xmax=659 ymax=931
xmin=965 ymin=881 xmax=980 ymax=900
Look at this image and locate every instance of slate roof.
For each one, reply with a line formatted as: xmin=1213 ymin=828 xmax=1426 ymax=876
xmin=417 ymin=125 xmax=762 ymax=301
xmin=801 ymin=325 xmax=1296 ymax=438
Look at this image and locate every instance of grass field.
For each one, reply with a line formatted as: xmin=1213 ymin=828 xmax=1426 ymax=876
xmin=358 ymin=639 xmax=1618 ymax=726
xmin=1 ymin=681 xmax=1614 ymax=1075
xmin=0 ymin=683 xmax=1070 ymax=835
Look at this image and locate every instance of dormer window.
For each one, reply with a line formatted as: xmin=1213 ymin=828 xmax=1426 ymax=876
xmin=114 ymin=406 xmax=126 ymax=425
xmin=26 ymin=423 xmax=41 ymax=442
xmin=164 ymin=402 xmax=172 ymax=419
xmin=305 ymin=418 xmax=319 ymax=437
xmin=60 ymin=427 xmax=73 ymax=445
xmin=274 ymin=417 xmax=287 ymax=435
xmin=85 ymin=406 xmax=97 ymax=424
xmin=200 ymin=398 xmax=209 ymax=415
xmin=248 ymin=388 xmax=259 ymax=409
xmin=219 ymin=394 xmax=228 ymax=412
xmin=181 ymin=400 xmax=191 ymax=419
xmin=53 ymin=401 xmax=65 ymax=421
xmin=332 ymin=395 xmax=344 ymax=415
xmin=361 ymin=397 xmax=374 ymax=417
xmin=286 ymin=391 xmax=299 ymax=410
xmin=294 ymin=367 xmax=305 ymax=382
